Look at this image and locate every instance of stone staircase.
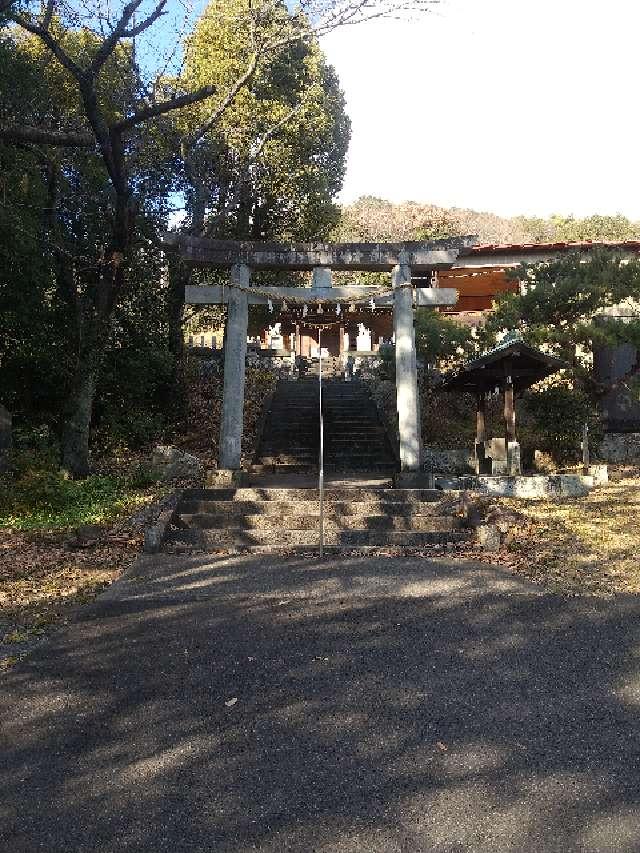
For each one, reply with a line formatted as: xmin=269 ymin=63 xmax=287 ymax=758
xmin=165 ymin=486 xmax=470 ymax=552
xmin=253 ymin=377 xmax=397 ymax=474
xmin=253 ymin=378 xmax=319 ymax=471
xmin=323 ymin=380 xmax=396 ymax=473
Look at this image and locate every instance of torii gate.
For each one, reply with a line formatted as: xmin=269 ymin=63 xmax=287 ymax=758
xmin=164 ymin=236 xmax=474 ymax=478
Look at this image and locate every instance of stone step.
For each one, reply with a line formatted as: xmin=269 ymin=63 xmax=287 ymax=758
xmin=257 ymin=448 xmax=318 ymax=465
xmin=258 ymin=444 xmax=319 ymax=451
xmin=325 ymin=429 xmax=386 ymax=436
xmin=249 ymin=464 xmax=316 ymax=474
xmin=178 ymin=499 xmax=453 ymax=516
xmin=167 ymin=544 xmax=466 ymax=556
xmin=181 ymin=487 xmax=443 ymax=502
xmin=178 ymin=513 xmax=461 ymax=532
xmin=325 ymin=465 xmax=396 ymax=473
xmin=166 ymin=529 xmax=471 ymax=548
xmin=325 ymin=443 xmax=390 ymax=451
xmin=324 ymin=454 xmax=395 ymax=464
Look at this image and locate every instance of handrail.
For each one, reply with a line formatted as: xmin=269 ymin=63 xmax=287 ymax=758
xmin=318 ymin=328 xmax=324 ymax=557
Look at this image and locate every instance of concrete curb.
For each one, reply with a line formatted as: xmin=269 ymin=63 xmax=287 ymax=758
xmin=143 ymin=491 xmax=182 ymax=553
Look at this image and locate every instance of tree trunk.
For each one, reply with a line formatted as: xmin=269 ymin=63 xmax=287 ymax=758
xmin=61 ymin=359 xmax=96 ymax=478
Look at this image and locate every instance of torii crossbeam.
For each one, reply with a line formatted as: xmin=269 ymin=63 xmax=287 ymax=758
xmin=165 ymin=237 xmax=473 ymax=479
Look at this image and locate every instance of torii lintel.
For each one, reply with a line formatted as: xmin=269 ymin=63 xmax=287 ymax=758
xmin=163 ymin=235 xmax=477 ymax=272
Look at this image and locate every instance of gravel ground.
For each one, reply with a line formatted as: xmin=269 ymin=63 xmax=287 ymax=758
xmin=3 ymin=552 xmax=640 ymax=852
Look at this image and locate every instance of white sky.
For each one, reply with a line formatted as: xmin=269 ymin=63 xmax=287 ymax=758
xmin=321 ymin=0 xmax=640 ymax=219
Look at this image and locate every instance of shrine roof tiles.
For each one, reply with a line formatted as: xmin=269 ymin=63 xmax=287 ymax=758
xmin=465 ymin=240 xmax=640 ymax=256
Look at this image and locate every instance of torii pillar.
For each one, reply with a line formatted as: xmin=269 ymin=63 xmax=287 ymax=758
xmin=219 ymin=263 xmax=250 ymax=469
xmin=393 ymin=253 xmax=421 ymax=472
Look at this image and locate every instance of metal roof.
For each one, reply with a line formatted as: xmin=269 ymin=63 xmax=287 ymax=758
xmin=439 ymin=340 xmax=566 ymax=393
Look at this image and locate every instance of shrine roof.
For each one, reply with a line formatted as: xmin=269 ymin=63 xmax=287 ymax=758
xmin=461 ymin=240 xmax=640 ymax=257
xmin=439 ymin=339 xmax=566 ymax=393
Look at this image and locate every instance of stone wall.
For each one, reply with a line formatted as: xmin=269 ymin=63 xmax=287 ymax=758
xmin=598 ymin=432 xmax=640 ymax=464
xmin=423 ymin=447 xmax=476 ymax=475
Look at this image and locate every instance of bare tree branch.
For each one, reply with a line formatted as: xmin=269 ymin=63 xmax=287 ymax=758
xmin=122 ymin=0 xmax=167 ymax=38
xmin=87 ymin=0 xmax=146 ymax=76
xmin=113 ymin=83 xmax=218 ymax=131
xmin=0 ymin=122 xmax=95 ymax=147
xmin=8 ymin=13 xmax=84 ymax=79
xmin=252 ymin=103 xmax=303 ymax=160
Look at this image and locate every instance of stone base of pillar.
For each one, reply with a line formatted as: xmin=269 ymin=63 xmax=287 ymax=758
xmin=206 ymin=468 xmax=249 ymax=487
xmin=507 ymin=441 xmax=522 ymax=476
xmin=475 ymin=441 xmax=492 ymax=475
xmin=392 ymin=471 xmax=435 ymax=489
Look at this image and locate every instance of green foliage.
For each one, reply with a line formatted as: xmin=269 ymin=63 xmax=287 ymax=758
xmin=0 ymin=452 xmax=150 ymax=531
xmin=477 ymin=250 xmax=640 ymax=399
xmin=415 ymin=309 xmax=472 ymax=369
xmin=549 ymin=214 xmax=639 ymax=243
xmin=376 ymin=344 xmax=395 ymax=380
xmin=177 ymin=0 xmax=349 ymax=241
xmin=519 ymin=383 xmax=603 ymax=464
xmin=94 ymin=290 xmax=175 ymax=449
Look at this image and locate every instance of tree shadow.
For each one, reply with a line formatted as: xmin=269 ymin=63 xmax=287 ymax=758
xmin=3 ymin=553 xmax=640 ymax=852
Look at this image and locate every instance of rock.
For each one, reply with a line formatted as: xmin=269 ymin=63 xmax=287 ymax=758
xmin=143 ymin=507 xmax=178 ymax=554
xmin=206 ymin=468 xmax=248 ymax=487
xmin=460 ymin=493 xmax=492 ymax=529
xmin=0 ymin=404 xmax=11 ymax=474
xmin=478 ymin=524 xmax=501 ymax=552
xmin=485 ymin=508 xmax=524 ymax=534
xmin=65 ymin=523 xmax=104 ymax=549
xmin=150 ymin=446 xmax=203 ymax=482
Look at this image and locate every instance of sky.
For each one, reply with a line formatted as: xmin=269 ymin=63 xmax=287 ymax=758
xmin=321 ymin=0 xmax=640 ymax=219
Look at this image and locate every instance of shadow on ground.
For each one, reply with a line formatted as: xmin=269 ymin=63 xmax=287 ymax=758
xmin=2 ymin=553 xmax=640 ymax=852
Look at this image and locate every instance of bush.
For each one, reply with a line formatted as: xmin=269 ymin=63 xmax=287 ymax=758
xmin=94 ymin=345 xmax=174 ymax=450
xmin=0 ymin=440 xmax=155 ymax=530
xmin=420 ymin=379 xmax=602 ymax=467
xmin=519 ymin=384 xmax=603 ymax=465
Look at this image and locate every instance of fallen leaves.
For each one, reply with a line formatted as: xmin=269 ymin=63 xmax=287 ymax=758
xmin=494 ymin=472 xmax=640 ymax=595
xmin=0 ymin=494 xmax=166 ymax=670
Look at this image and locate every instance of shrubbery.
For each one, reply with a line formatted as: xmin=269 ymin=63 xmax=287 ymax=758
xmin=519 ymin=383 xmax=603 ymax=465
xmin=0 ymin=430 xmax=158 ymax=531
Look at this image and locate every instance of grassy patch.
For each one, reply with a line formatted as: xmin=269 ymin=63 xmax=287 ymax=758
xmin=0 ymin=463 xmax=165 ymax=672
xmin=0 ymin=469 xmax=155 ymax=532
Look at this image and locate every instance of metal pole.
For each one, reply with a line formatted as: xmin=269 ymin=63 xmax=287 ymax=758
xmin=582 ymin=422 xmax=590 ymax=475
xmin=319 ymin=327 xmax=324 ymax=558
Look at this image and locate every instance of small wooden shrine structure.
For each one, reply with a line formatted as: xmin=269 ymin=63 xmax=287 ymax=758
xmin=440 ymin=339 xmax=565 ymax=475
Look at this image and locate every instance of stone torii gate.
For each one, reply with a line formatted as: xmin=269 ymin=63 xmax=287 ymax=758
xmin=165 ymin=236 xmax=474 ymax=478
